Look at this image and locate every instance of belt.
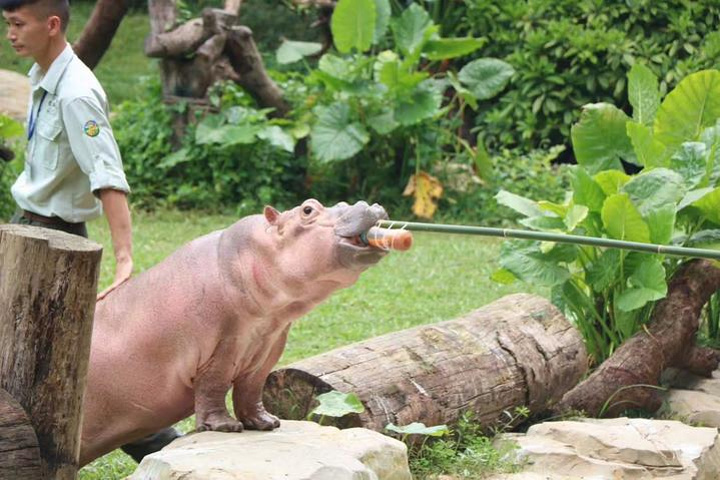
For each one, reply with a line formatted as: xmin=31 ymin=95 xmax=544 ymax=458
xmin=22 ymin=210 xmax=82 ymax=228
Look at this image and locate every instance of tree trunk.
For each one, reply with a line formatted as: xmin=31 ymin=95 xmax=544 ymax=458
xmin=0 ymin=225 xmax=102 ymax=480
xmin=0 ymin=388 xmax=41 ymax=480
xmin=554 ymin=259 xmax=720 ymax=417
xmin=264 ymin=293 xmax=587 ymax=432
xmin=73 ymin=0 xmax=130 ymax=70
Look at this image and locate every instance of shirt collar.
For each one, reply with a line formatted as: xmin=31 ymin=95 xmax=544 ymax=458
xmin=27 ymin=43 xmax=74 ymax=95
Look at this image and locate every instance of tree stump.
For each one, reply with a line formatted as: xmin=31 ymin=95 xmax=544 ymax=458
xmin=0 ymin=388 xmax=41 ymax=480
xmin=264 ymin=293 xmax=587 ymax=432
xmin=0 ymin=225 xmax=102 ymax=480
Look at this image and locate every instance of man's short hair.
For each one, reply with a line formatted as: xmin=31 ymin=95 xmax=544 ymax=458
xmin=1 ymin=0 xmax=70 ymax=32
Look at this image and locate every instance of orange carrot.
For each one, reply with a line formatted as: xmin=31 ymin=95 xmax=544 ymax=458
xmin=364 ymin=227 xmax=413 ymax=251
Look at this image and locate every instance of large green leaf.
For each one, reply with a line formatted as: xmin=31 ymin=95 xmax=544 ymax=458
xmin=391 ymin=3 xmax=433 ymax=57
xmin=571 ymin=103 xmax=636 ymax=174
xmin=394 ymin=84 xmax=441 ymax=125
xmin=311 ymin=391 xmax=365 ymax=417
xmin=622 ymin=168 xmax=686 ymax=215
xmin=626 ymin=121 xmax=667 ymax=168
xmin=0 ymin=115 xmax=23 ymax=139
xmin=586 ymin=249 xmax=621 ymax=291
xmin=257 ymin=126 xmax=295 ymax=153
xmin=654 ymin=70 xmax=720 ymax=149
xmin=690 ymin=187 xmax=720 ymax=225
xmin=571 ymin=167 xmax=606 ymax=213
xmin=627 ymin=63 xmax=660 ymax=126
xmin=386 ymin=422 xmax=449 ymax=437
xmin=601 ymin=193 xmax=651 ymax=243
xmin=331 ymin=0 xmax=376 ymax=53
xmin=196 ymin=116 xmax=260 ymax=145
xmin=496 ymin=190 xmax=544 ymax=217
xmin=702 ymin=121 xmax=720 ymax=185
xmin=458 ymin=58 xmax=515 ymax=100
xmin=276 ymin=40 xmax=323 ymax=64
xmin=373 ymin=0 xmax=391 ymax=43
xmin=617 ymin=258 xmax=667 ymax=312
xmin=499 ymin=240 xmax=571 ymax=287
xmin=311 ymin=103 xmax=370 ymax=162
xmin=423 ymin=37 xmax=486 ymax=61
xmin=670 ymin=142 xmax=708 ymax=189
xmin=374 ymin=52 xmax=427 ymax=91
xmin=678 ymin=187 xmax=714 ymax=211
xmin=593 ymin=170 xmax=631 ymax=196
xmin=643 ymin=205 xmax=676 ymax=245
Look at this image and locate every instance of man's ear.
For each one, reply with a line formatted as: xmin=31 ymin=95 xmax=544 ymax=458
xmin=264 ymin=206 xmax=281 ymax=225
xmin=47 ymin=15 xmax=62 ymax=36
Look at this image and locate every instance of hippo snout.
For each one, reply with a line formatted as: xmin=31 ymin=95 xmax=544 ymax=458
xmin=332 ymin=201 xmax=390 ymax=268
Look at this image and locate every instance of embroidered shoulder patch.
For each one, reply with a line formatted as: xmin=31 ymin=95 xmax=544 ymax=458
xmin=83 ymin=120 xmax=100 ymax=137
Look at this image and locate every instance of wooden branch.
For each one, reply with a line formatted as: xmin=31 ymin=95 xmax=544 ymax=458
xmin=73 ymin=0 xmax=130 ymax=69
xmin=0 ymin=226 xmax=102 ymax=479
xmin=145 ymin=18 xmax=208 ymax=58
xmin=264 ymin=294 xmax=587 ymax=431
xmin=554 ymin=260 xmax=720 ymax=417
xmin=225 ymin=26 xmax=290 ymax=117
xmin=0 ymin=388 xmax=41 ymax=480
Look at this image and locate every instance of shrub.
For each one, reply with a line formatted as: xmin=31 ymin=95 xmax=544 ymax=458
xmin=459 ymin=0 xmax=720 ymax=154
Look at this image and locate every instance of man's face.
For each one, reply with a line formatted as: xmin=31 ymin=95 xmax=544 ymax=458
xmin=3 ymin=6 xmax=52 ymax=59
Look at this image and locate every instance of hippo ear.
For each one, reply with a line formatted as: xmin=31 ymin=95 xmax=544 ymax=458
xmin=264 ymin=206 xmax=281 ymax=225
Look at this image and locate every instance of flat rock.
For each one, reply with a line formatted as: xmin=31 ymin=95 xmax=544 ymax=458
xmin=663 ymin=389 xmax=720 ymax=428
xmin=491 ymin=418 xmax=720 ymax=480
xmin=0 ymin=69 xmax=29 ymax=122
xmin=129 ymin=420 xmax=411 ymax=480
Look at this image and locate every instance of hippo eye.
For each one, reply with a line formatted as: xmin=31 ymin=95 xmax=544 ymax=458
xmin=303 ymin=206 xmax=313 ymax=215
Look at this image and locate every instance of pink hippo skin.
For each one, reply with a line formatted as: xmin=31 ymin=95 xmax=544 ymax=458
xmin=79 ymin=199 xmax=389 ymax=466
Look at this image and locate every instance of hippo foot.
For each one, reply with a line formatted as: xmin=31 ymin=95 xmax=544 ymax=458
xmin=240 ymin=411 xmax=281 ymax=431
xmin=197 ymin=413 xmax=245 ymax=433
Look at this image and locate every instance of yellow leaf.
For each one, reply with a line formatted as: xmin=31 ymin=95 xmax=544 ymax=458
xmin=403 ymin=171 xmax=443 ymax=219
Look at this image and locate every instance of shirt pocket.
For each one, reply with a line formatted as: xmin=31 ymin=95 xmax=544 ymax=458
xmin=35 ymin=119 xmax=62 ymax=170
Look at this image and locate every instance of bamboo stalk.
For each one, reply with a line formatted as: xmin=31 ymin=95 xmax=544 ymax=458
xmin=375 ymin=220 xmax=720 ymax=261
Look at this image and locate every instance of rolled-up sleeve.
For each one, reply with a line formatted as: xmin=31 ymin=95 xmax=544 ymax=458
xmin=62 ymin=96 xmax=130 ymax=195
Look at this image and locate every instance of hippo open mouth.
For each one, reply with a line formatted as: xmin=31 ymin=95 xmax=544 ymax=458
xmin=333 ymin=201 xmax=389 ymax=267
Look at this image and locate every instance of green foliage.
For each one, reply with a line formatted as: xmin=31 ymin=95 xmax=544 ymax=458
xmin=493 ymin=68 xmax=720 ymax=364
xmin=308 ymin=390 xmax=365 ymax=424
xmin=279 ymin=0 xmax=512 ymax=215
xmin=459 ymin=0 xmax=720 ymax=153
xmin=113 ymin=81 xmax=305 ymax=212
xmin=408 ymin=409 xmax=527 ymax=479
xmin=0 ymin=115 xmax=25 ymax=221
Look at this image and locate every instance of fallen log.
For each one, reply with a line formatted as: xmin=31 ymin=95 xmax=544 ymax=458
xmin=0 ymin=225 xmax=102 ymax=479
xmin=0 ymin=388 xmax=41 ymax=480
xmin=264 ymin=293 xmax=587 ymax=432
xmin=554 ymin=259 xmax=720 ymax=417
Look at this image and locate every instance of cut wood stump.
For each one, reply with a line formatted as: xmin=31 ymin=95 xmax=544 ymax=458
xmin=0 ymin=225 xmax=102 ymax=480
xmin=0 ymin=388 xmax=41 ymax=480
xmin=264 ymin=293 xmax=587 ymax=432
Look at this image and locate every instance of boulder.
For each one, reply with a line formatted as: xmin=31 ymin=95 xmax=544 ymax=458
xmin=663 ymin=389 xmax=720 ymax=428
xmin=491 ymin=418 xmax=720 ymax=479
xmin=129 ymin=420 xmax=411 ymax=480
xmin=0 ymin=69 xmax=30 ymax=122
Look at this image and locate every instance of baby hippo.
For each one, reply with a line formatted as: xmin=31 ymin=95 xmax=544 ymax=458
xmin=80 ymin=199 xmax=389 ymax=465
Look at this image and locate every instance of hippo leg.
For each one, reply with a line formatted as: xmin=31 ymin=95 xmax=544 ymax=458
xmin=232 ymin=326 xmax=288 ymax=430
xmin=194 ymin=360 xmax=244 ymax=432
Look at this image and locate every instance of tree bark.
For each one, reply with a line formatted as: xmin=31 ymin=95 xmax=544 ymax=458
xmin=264 ymin=293 xmax=587 ymax=432
xmin=73 ymin=0 xmax=130 ymax=70
xmin=554 ymin=259 xmax=720 ymax=417
xmin=0 ymin=388 xmax=41 ymax=480
xmin=0 ymin=225 xmax=102 ymax=480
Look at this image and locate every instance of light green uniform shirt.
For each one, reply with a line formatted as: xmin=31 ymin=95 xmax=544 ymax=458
xmin=12 ymin=43 xmax=130 ymax=223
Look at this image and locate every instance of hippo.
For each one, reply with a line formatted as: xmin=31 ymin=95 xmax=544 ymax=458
xmin=79 ymin=199 xmax=389 ymax=466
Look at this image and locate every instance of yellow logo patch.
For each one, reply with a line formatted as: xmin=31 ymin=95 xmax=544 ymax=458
xmin=83 ymin=120 xmax=100 ymax=137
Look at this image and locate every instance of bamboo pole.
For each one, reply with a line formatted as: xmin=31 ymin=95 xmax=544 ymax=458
xmin=373 ymin=220 xmax=720 ymax=261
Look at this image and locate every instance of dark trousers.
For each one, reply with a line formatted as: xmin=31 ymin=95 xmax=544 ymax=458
xmin=9 ymin=209 xmax=181 ymax=462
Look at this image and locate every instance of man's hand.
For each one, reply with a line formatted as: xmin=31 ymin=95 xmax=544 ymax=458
xmin=97 ymin=188 xmax=133 ymax=301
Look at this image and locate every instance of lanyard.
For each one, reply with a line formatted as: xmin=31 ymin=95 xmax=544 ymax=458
xmin=27 ymin=90 xmax=48 ymax=141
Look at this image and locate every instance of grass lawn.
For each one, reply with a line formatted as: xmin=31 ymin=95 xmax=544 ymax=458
xmin=1 ymin=2 xmax=154 ymax=105
xmin=79 ymin=208 xmax=547 ymax=479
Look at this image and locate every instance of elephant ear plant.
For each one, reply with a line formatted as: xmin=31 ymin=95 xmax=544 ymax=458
xmin=493 ymin=66 xmax=720 ymax=364
xmin=277 ymin=0 xmax=514 ymax=218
